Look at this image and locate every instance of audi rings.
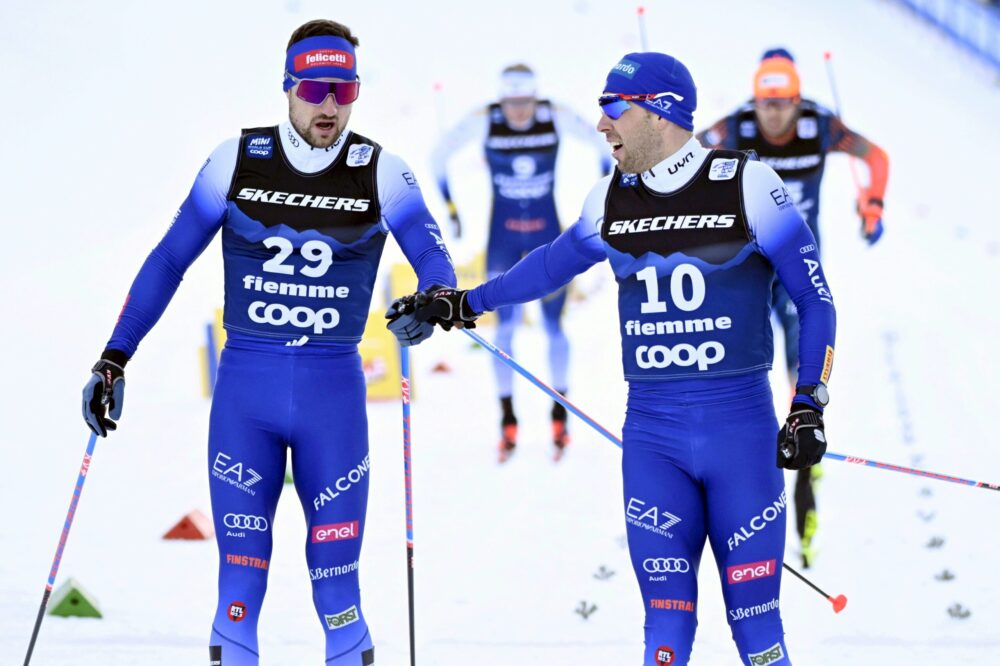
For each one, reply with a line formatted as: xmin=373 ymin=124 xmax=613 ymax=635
xmin=643 ymin=557 xmax=690 ymax=573
xmin=224 ymin=513 xmax=269 ymax=531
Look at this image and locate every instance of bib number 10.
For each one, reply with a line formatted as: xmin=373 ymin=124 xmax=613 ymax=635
xmin=636 ymin=264 xmax=705 ymax=314
xmin=262 ymin=236 xmax=333 ymax=278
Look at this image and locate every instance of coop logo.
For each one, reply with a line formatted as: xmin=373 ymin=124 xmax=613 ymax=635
xmin=727 ymin=559 xmax=777 ymax=584
xmin=643 ymin=558 xmax=690 ymax=574
xmin=313 ymin=456 xmax=371 ymax=510
xmin=245 ymin=135 xmax=273 ymax=159
xmin=294 ymin=49 xmax=354 ymax=70
xmin=249 ymin=302 xmax=340 ymax=335
xmin=311 ymin=520 xmax=360 ymax=544
xmin=626 ymin=497 xmax=681 ymax=539
xmin=224 ymin=514 xmax=269 ymax=531
xmin=228 ymin=601 xmax=247 ymax=622
xmin=656 ymin=646 xmax=675 ymax=665
xmin=635 ymin=341 xmax=725 ymax=372
xmin=212 ymin=452 xmax=262 ymax=496
xmin=748 ymin=642 xmax=786 ymax=665
xmin=236 ymin=188 xmax=370 ymax=211
xmin=324 ymin=605 xmax=360 ymax=630
xmin=606 ymin=214 xmax=735 ymax=235
xmin=728 ymin=491 xmax=786 ymax=551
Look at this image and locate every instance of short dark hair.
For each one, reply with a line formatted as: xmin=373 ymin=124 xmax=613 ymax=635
xmin=287 ymin=20 xmax=359 ymax=49
xmin=502 ymin=63 xmax=533 ymax=76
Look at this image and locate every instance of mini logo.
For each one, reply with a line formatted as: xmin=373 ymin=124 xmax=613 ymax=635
xmin=294 ymin=49 xmax=355 ymax=71
xmin=709 ymin=158 xmax=738 ymax=181
xmin=347 ymin=144 xmax=374 ymax=167
xmin=727 ymin=559 xmax=777 ymax=584
xmin=797 ymin=117 xmax=818 ymax=139
xmin=228 ymin=601 xmax=247 ymax=622
xmin=324 ymin=605 xmax=360 ymax=630
xmin=245 ymin=135 xmax=273 ymax=159
xmin=620 ymin=173 xmax=639 ymax=187
xmin=748 ymin=642 xmax=786 ymax=665
xmin=312 ymin=520 xmax=360 ymax=544
xmin=656 ymin=646 xmax=675 ymax=665
xmin=612 ymin=58 xmax=641 ymax=79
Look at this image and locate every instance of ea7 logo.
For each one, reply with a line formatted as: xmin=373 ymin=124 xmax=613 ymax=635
xmin=212 ymin=452 xmax=262 ymax=496
xmin=748 ymin=642 xmax=785 ymax=665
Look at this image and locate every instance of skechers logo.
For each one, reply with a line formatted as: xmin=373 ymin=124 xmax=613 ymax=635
xmin=236 ymin=188 xmax=370 ymax=211
xmin=607 ymin=214 xmax=735 ymax=235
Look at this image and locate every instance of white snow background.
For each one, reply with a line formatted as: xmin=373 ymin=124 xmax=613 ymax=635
xmin=1 ymin=0 xmax=998 ymax=663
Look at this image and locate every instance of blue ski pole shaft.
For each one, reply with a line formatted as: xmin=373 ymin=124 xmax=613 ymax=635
xmin=462 ymin=328 xmax=999 ymax=493
xmin=24 ymin=432 xmax=99 ymax=665
xmin=400 ymin=346 xmax=417 ymax=665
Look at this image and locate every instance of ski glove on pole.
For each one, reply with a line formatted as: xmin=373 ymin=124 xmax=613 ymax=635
xmin=777 ymin=407 xmax=826 ymax=470
xmin=412 ymin=287 xmax=479 ymax=331
xmin=82 ymin=350 xmax=128 ymax=437
xmin=857 ymin=194 xmax=884 ymax=245
xmin=386 ymin=292 xmax=437 ymax=347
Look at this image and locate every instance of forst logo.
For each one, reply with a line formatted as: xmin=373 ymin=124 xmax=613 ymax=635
xmin=727 ymin=559 xmax=777 ymax=584
xmin=748 ymin=642 xmax=785 ymax=665
xmin=294 ymin=49 xmax=355 ymax=71
xmin=311 ymin=520 xmax=360 ymax=544
xmin=324 ymin=605 xmax=360 ymax=630
xmin=656 ymin=646 xmax=675 ymax=665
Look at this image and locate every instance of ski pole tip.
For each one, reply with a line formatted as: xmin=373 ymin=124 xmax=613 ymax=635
xmin=823 ymin=51 xmax=832 ymax=61
xmin=637 ymin=5 xmax=646 ymax=15
xmin=433 ymin=81 xmax=443 ymax=92
xmin=830 ymin=594 xmax=848 ymax=613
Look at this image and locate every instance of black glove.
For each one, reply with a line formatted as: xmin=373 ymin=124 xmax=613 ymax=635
xmin=82 ymin=350 xmax=128 ymax=437
xmin=414 ymin=286 xmax=479 ymax=331
xmin=777 ymin=407 xmax=827 ymax=470
xmin=446 ymin=200 xmax=462 ymax=239
xmin=385 ymin=293 xmax=435 ymax=347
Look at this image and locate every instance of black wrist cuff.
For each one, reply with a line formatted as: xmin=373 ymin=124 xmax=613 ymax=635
xmin=101 ymin=348 xmax=130 ymax=368
xmin=868 ymin=197 xmax=884 ymax=207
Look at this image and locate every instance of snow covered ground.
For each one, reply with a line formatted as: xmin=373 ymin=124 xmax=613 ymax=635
xmin=2 ymin=0 xmax=999 ymax=663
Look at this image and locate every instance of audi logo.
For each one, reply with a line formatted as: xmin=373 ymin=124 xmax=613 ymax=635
xmin=224 ymin=514 xmax=269 ymax=531
xmin=643 ymin=558 xmax=690 ymax=573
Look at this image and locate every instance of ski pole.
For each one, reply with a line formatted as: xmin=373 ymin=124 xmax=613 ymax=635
xmin=24 ymin=432 xmax=99 ymax=665
xmin=783 ymin=562 xmax=847 ymax=613
xmin=399 ymin=346 xmax=417 ymax=666
xmin=461 ymin=328 xmax=999 ymax=493
xmin=637 ymin=6 xmax=649 ymax=51
xmin=823 ymin=52 xmax=863 ymax=191
xmin=461 ymin=329 xmax=847 ymax=609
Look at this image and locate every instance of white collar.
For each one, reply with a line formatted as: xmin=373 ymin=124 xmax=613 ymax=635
xmin=639 ymin=137 xmax=710 ymax=193
xmin=277 ymin=121 xmax=349 ymax=173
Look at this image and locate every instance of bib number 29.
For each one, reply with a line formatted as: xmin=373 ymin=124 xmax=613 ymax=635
xmin=262 ymin=236 xmax=333 ymax=278
xmin=635 ymin=264 xmax=705 ymax=314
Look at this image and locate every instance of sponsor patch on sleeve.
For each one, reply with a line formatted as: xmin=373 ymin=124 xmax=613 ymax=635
xmin=709 ymin=158 xmax=738 ymax=181
xmin=347 ymin=144 xmax=374 ymax=167
xmin=821 ymin=345 xmax=834 ymax=384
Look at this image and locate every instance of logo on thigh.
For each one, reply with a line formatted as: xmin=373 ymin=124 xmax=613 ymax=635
xmin=747 ymin=642 xmax=785 ymax=665
xmin=656 ymin=645 xmax=675 ymax=664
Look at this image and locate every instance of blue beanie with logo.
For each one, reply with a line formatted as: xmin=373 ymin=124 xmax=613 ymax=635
xmin=604 ymin=52 xmax=697 ymax=131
